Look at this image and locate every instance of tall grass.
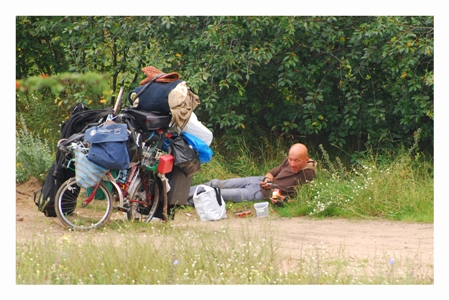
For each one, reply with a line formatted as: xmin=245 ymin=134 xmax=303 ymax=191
xmin=16 ymin=114 xmax=54 ymax=183
xmin=16 ymin=220 xmax=433 ymax=284
xmin=192 ymin=135 xmax=289 ymax=186
xmin=287 ymin=131 xmax=434 ymax=222
xmin=292 ymin=152 xmax=433 ymax=222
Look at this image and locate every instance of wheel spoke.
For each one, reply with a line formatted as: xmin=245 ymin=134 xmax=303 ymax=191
xmin=55 ymin=178 xmax=113 ymax=230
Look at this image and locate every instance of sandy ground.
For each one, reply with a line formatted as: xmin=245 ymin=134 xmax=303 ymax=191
xmin=15 ymin=178 xmax=434 ymax=281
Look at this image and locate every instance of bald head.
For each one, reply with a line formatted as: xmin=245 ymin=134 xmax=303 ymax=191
xmin=288 ymin=143 xmax=310 ymax=173
xmin=289 ymin=143 xmax=308 ymax=157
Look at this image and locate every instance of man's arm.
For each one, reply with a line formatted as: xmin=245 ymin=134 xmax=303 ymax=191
xmin=263 ymin=173 xmax=274 ymax=182
xmin=260 ymin=172 xmax=274 ymax=190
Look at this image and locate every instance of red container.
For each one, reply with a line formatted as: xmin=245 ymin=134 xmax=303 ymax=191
xmin=235 ymin=210 xmax=253 ymax=218
xmin=157 ymin=154 xmax=174 ymax=174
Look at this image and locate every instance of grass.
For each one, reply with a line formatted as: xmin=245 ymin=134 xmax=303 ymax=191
xmin=16 ymin=220 xmax=433 ymax=285
xmin=289 ymin=148 xmax=434 ymax=222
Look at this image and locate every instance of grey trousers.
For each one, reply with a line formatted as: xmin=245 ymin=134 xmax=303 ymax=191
xmin=188 ymin=176 xmax=265 ymax=203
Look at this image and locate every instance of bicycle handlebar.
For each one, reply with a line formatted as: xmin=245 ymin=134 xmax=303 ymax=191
xmin=57 ymin=133 xmax=85 ymax=149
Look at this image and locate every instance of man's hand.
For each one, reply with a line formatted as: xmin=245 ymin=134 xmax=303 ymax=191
xmin=260 ymin=179 xmax=272 ymax=189
xmin=260 ymin=181 xmax=272 ymax=190
xmin=260 ymin=174 xmax=274 ymax=190
xmin=270 ymin=195 xmax=286 ymax=206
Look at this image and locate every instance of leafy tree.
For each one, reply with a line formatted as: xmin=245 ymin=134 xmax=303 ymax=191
xmin=16 ymin=16 xmax=433 ymax=155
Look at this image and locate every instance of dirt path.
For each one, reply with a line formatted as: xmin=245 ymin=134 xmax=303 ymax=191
xmin=15 ymin=178 xmax=434 ymax=278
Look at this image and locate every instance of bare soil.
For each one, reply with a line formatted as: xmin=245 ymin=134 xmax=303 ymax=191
xmin=15 ymin=178 xmax=434 ymax=276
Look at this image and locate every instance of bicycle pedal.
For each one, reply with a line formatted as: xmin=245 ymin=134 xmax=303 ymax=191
xmin=117 ymin=206 xmax=129 ymax=212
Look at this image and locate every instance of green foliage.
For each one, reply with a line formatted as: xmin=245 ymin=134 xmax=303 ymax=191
xmin=16 ymin=72 xmax=112 ymax=148
xmin=15 ymin=16 xmax=435 ymax=219
xmin=16 ymin=115 xmax=54 ymax=183
xmin=16 ymin=72 xmax=111 ymax=109
xmin=16 ymin=92 xmax=61 ymax=153
xmin=16 ymin=16 xmax=434 ymax=154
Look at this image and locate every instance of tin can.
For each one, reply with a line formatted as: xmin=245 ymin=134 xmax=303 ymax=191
xmin=272 ymin=188 xmax=281 ymax=198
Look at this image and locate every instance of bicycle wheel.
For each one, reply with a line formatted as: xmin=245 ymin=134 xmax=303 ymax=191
xmin=126 ymin=174 xmax=161 ymax=223
xmin=55 ymin=177 xmax=113 ymax=230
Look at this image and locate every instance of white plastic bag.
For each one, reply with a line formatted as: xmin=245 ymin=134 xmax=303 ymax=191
xmin=193 ymin=185 xmax=227 ymax=221
xmin=182 ymin=112 xmax=213 ymax=146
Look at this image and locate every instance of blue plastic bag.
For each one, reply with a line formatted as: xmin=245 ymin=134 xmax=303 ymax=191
xmin=181 ymin=132 xmax=213 ymax=164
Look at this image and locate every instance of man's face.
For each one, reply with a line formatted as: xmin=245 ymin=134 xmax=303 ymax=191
xmin=288 ymin=155 xmax=306 ymax=173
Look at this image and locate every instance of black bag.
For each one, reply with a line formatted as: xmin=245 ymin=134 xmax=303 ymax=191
xmin=128 ymin=79 xmax=182 ymax=113
xmin=34 ymin=104 xmax=108 ymax=217
xmin=123 ymin=118 xmax=140 ymax=164
xmin=60 ymin=107 xmax=113 ymax=140
xmin=34 ymin=162 xmax=78 ymax=217
xmin=122 ymin=108 xmax=172 ymax=140
xmin=169 ymin=135 xmax=201 ymax=177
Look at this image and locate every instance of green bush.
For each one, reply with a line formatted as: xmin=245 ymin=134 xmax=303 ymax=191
xmin=16 ymin=16 xmax=434 ymax=152
xmin=16 ymin=114 xmax=54 ymax=183
xmin=16 ymin=73 xmax=112 ymax=148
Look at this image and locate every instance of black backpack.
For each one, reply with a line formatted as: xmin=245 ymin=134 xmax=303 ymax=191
xmin=33 ymin=104 xmax=113 ymax=217
xmin=33 ymin=160 xmax=78 ymax=217
xmin=128 ymin=78 xmax=181 ymax=113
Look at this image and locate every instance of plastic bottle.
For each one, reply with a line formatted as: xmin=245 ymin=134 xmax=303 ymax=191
xmin=117 ymin=169 xmax=129 ymax=184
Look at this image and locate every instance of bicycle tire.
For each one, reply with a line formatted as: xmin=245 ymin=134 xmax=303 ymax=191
xmin=126 ymin=174 xmax=161 ymax=223
xmin=55 ymin=177 xmax=113 ymax=230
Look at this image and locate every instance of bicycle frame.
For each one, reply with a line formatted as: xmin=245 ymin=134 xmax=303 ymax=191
xmin=129 ymin=172 xmax=153 ymax=207
xmin=99 ymin=162 xmax=157 ymax=213
xmin=102 ymin=165 xmax=139 ymax=212
xmin=81 ymin=184 xmax=100 ymax=207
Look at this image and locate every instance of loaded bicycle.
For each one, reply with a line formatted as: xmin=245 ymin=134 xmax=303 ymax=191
xmin=53 ymin=86 xmax=191 ymax=230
